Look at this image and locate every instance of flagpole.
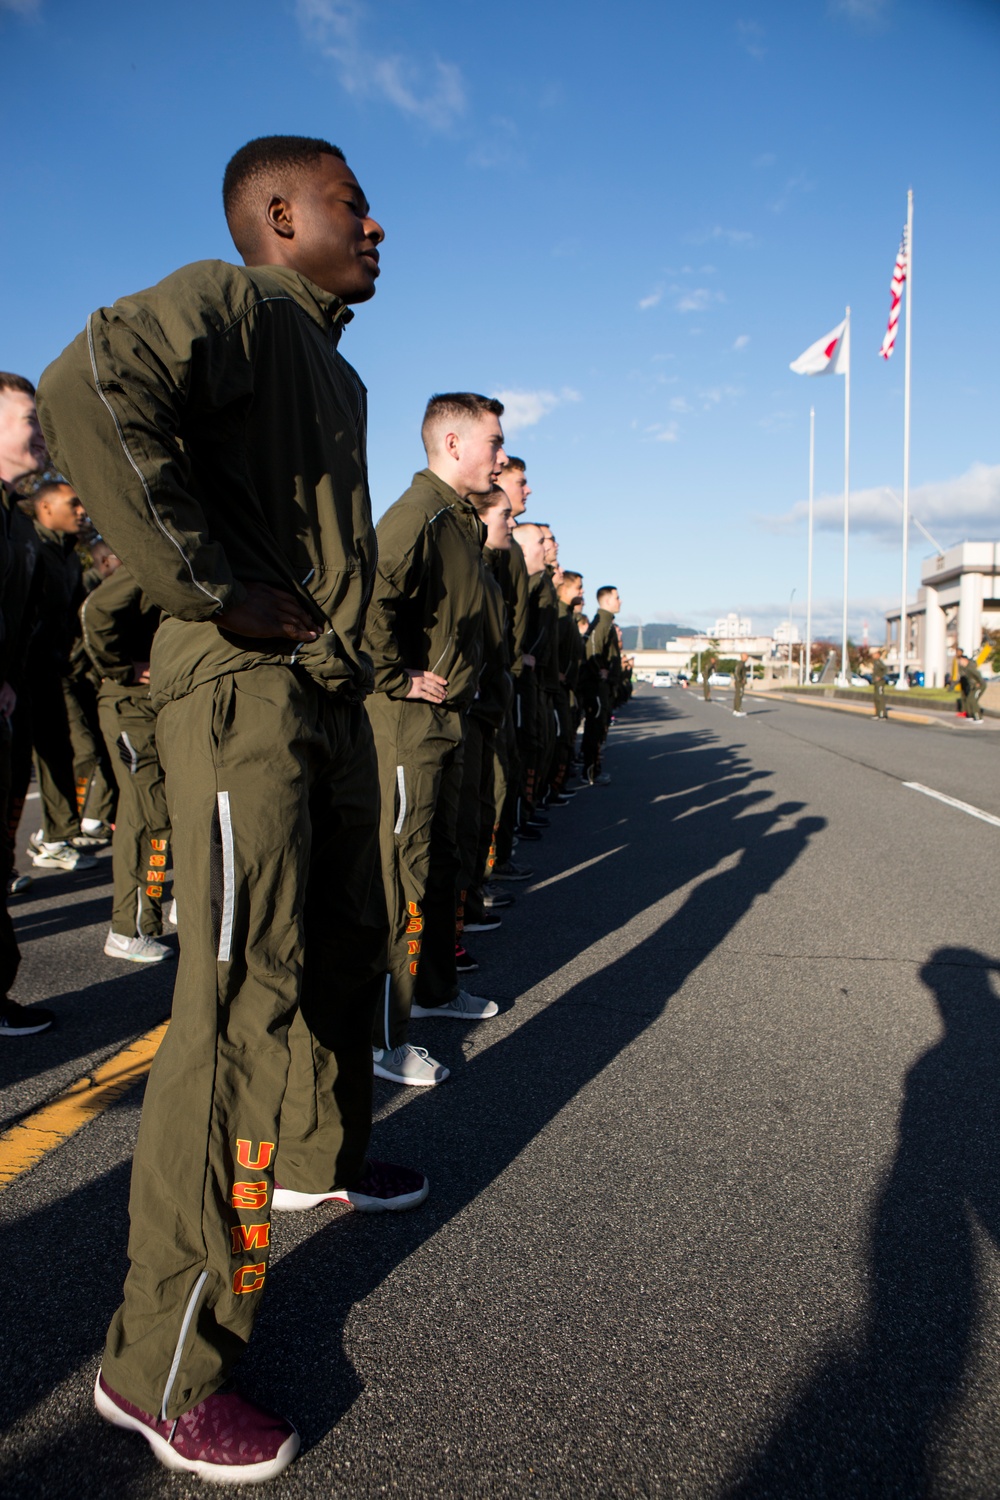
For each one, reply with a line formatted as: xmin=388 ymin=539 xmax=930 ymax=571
xmin=806 ymin=406 xmax=814 ymax=686
xmin=839 ymin=305 xmax=851 ymax=686
xmin=896 ymin=189 xmax=914 ymax=689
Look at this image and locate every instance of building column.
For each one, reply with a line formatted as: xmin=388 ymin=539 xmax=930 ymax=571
xmin=957 ymin=569 xmax=983 ymax=657
xmin=923 ymin=585 xmax=947 ymax=687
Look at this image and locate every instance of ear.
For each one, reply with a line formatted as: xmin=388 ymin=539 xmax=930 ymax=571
xmin=443 ymin=430 xmax=461 ymax=463
xmin=265 ymin=194 xmax=295 ymax=241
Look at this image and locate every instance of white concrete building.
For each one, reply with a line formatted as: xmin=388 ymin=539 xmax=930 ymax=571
xmin=884 ymin=541 xmax=1000 ymax=687
xmin=712 ymin=612 xmax=753 ymax=638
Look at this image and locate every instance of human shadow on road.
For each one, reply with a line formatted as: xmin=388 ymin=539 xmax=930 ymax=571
xmin=725 ymin=946 xmax=1000 ymax=1499
xmin=0 ymin=694 xmax=825 ymax=1494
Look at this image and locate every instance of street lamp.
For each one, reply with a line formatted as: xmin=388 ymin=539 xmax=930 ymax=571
xmin=788 ymin=588 xmax=796 ymax=681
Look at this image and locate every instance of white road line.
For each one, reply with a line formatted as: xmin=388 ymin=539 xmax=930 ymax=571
xmin=903 ymin=782 xmax=1000 ymax=829
xmin=526 ymin=845 xmax=628 ymax=894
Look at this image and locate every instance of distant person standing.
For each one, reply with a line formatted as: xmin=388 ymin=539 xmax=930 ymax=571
xmin=958 ymin=652 xmax=985 ymax=723
xmin=732 ymin=652 xmax=749 ymax=716
xmin=871 ymin=649 xmax=889 ymax=720
xmin=702 ymin=655 xmax=716 ymax=702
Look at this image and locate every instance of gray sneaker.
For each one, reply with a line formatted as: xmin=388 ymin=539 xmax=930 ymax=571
xmin=372 ymin=1043 xmax=449 ymax=1086
xmin=31 ymin=841 xmax=98 ymax=872
xmin=410 ymin=990 xmax=499 ymax=1021
xmin=104 ymin=929 xmax=173 ymax=964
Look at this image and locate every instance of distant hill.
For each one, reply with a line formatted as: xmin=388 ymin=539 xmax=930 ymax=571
xmin=620 ymin=624 xmax=695 ymax=649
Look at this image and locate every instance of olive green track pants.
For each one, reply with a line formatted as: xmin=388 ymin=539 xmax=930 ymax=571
xmin=99 ymin=689 xmax=170 ymax=937
xmin=102 ymin=668 xmax=387 ymax=1419
xmin=366 ymin=694 xmax=464 ymax=1051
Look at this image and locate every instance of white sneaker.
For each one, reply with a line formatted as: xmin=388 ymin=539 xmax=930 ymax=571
xmin=167 ymin=898 xmax=178 ymax=926
xmin=103 ymin=929 xmax=173 ymax=964
xmin=733 ymin=710 xmax=747 ymax=717
xmin=372 ymin=1043 xmax=449 ymax=1086
xmin=410 ymin=990 xmax=499 ymax=1020
xmin=31 ymin=841 xmax=98 ymax=871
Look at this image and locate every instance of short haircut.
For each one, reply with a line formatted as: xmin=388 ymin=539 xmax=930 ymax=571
xmin=0 ymin=372 xmax=36 ymax=399
xmin=561 ymin=570 xmax=582 ymax=586
xmin=421 ymin=393 xmax=504 ymax=454
xmin=14 ymin=474 xmax=73 ymax=517
xmin=470 ymin=485 xmax=510 ymax=517
xmin=596 ymin=586 xmax=618 ymax=600
xmin=504 ymin=456 xmax=525 ymax=472
xmin=222 ymin=135 xmax=346 ymax=258
xmin=513 ymin=521 xmax=543 ymax=539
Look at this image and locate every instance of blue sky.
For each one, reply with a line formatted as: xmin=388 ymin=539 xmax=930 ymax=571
xmin=2 ymin=0 xmax=998 ymax=639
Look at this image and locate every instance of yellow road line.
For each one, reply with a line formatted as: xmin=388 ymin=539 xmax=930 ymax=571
xmin=0 ymin=1021 xmax=168 ymax=1190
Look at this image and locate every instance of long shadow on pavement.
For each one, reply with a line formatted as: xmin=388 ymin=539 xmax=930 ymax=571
xmin=725 ymin=946 xmax=1000 ymax=1499
xmin=0 ymin=695 xmax=824 ymax=1495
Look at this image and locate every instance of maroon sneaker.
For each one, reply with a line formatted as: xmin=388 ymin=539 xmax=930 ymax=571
xmin=272 ymin=1159 xmax=429 ymax=1213
xmin=94 ymin=1370 xmax=299 ymax=1483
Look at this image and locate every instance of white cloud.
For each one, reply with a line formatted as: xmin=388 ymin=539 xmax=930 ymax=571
xmin=638 ymin=287 xmax=664 ymax=310
xmin=645 ymin=422 xmax=681 ymax=444
xmin=492 ymin=387 xmax=581 ymax=434
xmin=687 ymin=226 xmax=757 ymax=248
xmin=736 ymin=19 xmax=767 ymax=59
xmin=669 ymin=397 xmax=694 ymax=414
xmin=829 ymin=0 xmax=890 ymax=26
xmin=698 ymin=385 xmax=743 ymax=409
xmin=1 ymin=0 xmax=42 ymax=11
xmin=733 ymin=334 xmax=751 ymax=351
xmin=676 ymin=288 xmax=725 ymax=313
xmin=296 ymin=0 xmax=466 ymax=130
xmin=760 ymin=462 xmax=1000 ymax=544
xmin=770 ymin=171 xmax=815 ymax=215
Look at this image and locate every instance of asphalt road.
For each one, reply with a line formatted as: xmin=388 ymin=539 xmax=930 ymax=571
xmin=2 ymin=685 xmax=1000 ymax=1498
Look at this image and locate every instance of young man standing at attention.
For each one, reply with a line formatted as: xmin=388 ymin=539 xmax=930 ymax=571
xmin=38 ymin=135 xmax=424 ymax=1484
xmin=365 ymin=394 xmax=505 ymax=1087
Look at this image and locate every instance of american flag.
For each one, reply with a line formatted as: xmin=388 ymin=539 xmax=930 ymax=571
xmin=878 ymin=226 xmax=909 ymax=360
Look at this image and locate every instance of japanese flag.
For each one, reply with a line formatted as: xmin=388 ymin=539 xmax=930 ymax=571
xmin=790 ymin=319 xmax=849 ymax=376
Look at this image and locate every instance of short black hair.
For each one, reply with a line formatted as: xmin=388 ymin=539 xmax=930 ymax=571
xmin=596 ymin=586 xmax=618 ymax=600
xmin=222 ymin=135 xmax=346 ymax=257
xmin=504 ymin=456 xmax=525 ymax=472
xmin=421 ymin=393 xmax=504 ymax=453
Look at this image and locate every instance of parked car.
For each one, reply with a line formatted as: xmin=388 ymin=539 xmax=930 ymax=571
xmin=708 ymin=672 xmax=732 ymax=687
xmin=650 ymin=670 xmax=674 ymax=688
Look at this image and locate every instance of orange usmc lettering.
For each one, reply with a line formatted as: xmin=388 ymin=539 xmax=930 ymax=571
xmin=230 ymin=1222 xmax=270 ymax=1254
xmin=236 ymin=1139 xmax=275 ymax=1171
xmin=150 ymin=838 xmax=167 ymax=851
xmin=407 ymin=940 xmax=421 ymax=956
xmin=146 ymin=885 xmax=163 ymax=897
xmin=232 ymin=1180 xmax=268 ymax=1210
xmin=232 ymin=1263 xmax=266 ymax=1295
xmin=148 ymin=854 xmax=167 ymax=868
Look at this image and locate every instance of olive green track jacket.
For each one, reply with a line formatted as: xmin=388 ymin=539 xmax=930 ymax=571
xmin=81 ymin=563 xmax=160 ymax=687
xmin=364 ymin=470 xmax=487 ymax=711
xmin=36 ymin=260 xmax=377 ymax=708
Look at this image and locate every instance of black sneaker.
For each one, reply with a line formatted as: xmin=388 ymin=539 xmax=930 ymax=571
xmin=516 ymin=824 xmax=542 ymax=842
xmin=455 ymin=943 xmax=479 ymax=973
xmin=548 ymin=794 xmax=573 ymax=807
xmin=482 ymin=888 xmax=515 ymax=910
xmin=492 ymin=859 xmax=534 ymax=882
xmin=464 ymin=914 xmax=502 ymax=933
xmin=0 ymin=999 xmax=55 ymax=1036
xmin=528 ymin=812 xmax=550 ymax=828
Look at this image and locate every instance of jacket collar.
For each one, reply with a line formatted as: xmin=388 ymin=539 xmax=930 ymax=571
xmin=418 ymin=470 xmax=486 ymax=537
xmin=248 ymin=264 xmax=354 ymax=344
